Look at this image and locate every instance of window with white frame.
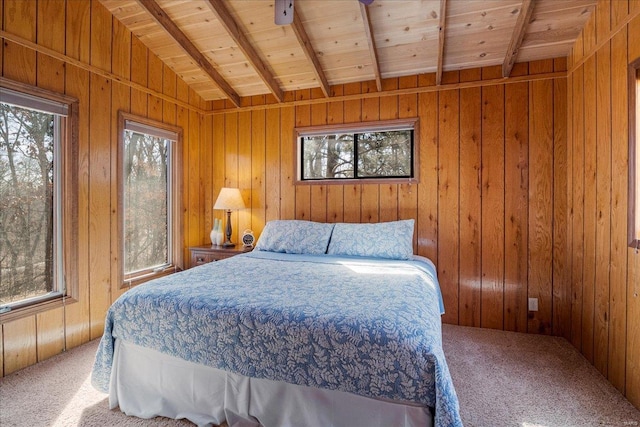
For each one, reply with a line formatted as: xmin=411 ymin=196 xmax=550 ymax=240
xmin=0 ymin=81 xmax=77 ymax=314
xmin=120 ymin=113 xmax=182 ymax=284
xmin=296 ymin=119 xmax=418 ymax=183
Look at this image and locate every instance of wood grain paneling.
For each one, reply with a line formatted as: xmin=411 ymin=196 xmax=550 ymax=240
xmin=571 ymin=64 xmax=585 ymax=351
xmin=294 ymin=90 xmax=311 ymax=222
xmin=88 ymin=73 xmax=112 ymax=339
xmin=609 ymin=25 xmax=629 ymax=395
xmin=582 ymin=55 xmax=597 ymax=362
xmin=234 ymin=110 xmax=250 ymax=237
xmin=65 ymin=0 xmax=90 ymax=63
xmin=379 ymin=83 xmax=399 ymax=224
xmin=459 ymin=86 xmax=482 ymax=328
xmin=416 ymin=89 xmax=438 ymax=263
xmin=3 ymin=317 xmax=36 ymax=375
xmin=625 ymin=12 xmax=640 ymax=409
xmin=553 ymin=75 xmax=570 ymax=341
xmin=279 ymin=106 xmax=296 ymax=220
xmin=596 ymin=0 xmax=611 ymax=44
xmin=528 ymin=79 xmax=554 ymax=335
xmin=438 ymin=89 xmax=460 ymax=325
xmin=36 ymin=308 xmax=65 ymax=362
xmin=130 ymin=37 xmax=148 ymax=117
xmin=1 ymin=0 xmax=206 ymax=374
xmin=3 ymin=0 xmax=36 ymax=85
xmin=64 ymin=64 xmax=91 ymax=350
xmin=90 ymin=0 xmax=111 ymax=71
xmin=594 ymin=43 xmax=612 ymax=376
xmin=4 ymin=0 xmax=638 ymax=413
xmin=111 ymin=81 xmax=130 ymax=303
xmin=567 ymin=0 xmax=639 ymax=409
xmin=251 ymin=108 xmax=267 ymax=230
xmin=504 ymin=82 xmax=529 ymax=333
xmin=481 ymin=83 xmax=505 ymax=330
xmin=211 ymin=65 xmax=567 ymax=340
xmin=178 ymin=83 xmax=191 ymax=260
xmin=398 ymin=78 xmax=418 ymax=240
xmin=265 ymin=108 xmax=281 ymax=223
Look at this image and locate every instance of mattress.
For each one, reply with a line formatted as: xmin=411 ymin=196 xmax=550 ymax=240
xmin=92 ymin=250 xmax=462 ymax=426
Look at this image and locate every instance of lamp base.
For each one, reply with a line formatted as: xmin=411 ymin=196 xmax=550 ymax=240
xmin=222 ymin=210 xmax=234 ymax=248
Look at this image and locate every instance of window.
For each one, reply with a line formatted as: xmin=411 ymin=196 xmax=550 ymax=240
xmin=630 ymin=57 xmax=640 ymax=249
xmin=0 ymin=78 xmax=78 ymax=317
xmin=119 ymin=113 xmax=182 ymax=286
xmin=296 ymin=119 xmax=418 ymax=184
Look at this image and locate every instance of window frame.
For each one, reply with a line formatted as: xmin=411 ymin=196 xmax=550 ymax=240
xmin=629 ymin=57 xmax=640 ymax=249
xmin=118 ymin=112 xmax=183 ymax=288
xmin=294 ymin=118 xmax=419 ymax=185
xmin=0 ymin=77 xmax=79 ymax=323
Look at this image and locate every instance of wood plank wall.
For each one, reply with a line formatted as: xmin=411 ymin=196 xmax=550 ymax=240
xmin=209 ymin=61 xmax=570 ymax=337
xmin=566 ymin=0 xmax=640 ymax=408
xmin=2 ymin=0 xmax=637 ymax=412
xmin=0 ymin=0 xmax=208 ymax=375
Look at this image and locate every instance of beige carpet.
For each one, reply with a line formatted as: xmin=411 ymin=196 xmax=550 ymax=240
xmin=442 ymin=324 xmax=640 ymax=427
xmin=0 ymin=324 xmax=638 ymax=427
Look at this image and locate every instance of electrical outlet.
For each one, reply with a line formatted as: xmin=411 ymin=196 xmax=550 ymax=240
xmin=528 ymin=298 xmax=539 ymax=311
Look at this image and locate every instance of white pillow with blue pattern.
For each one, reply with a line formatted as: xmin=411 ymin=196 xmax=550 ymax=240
xmin=327 ymin=219 xmax=415 ymax=260
xmin=255 ymin=220 xmax=335 ymax=255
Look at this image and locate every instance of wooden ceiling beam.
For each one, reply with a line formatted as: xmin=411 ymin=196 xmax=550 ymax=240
xmin=360 ymin=3 xmax=382 ymax=92
xmin=205 ymin=0 xmax=284 ymax=102
xmin=502 ymin=0 xmax=535 ymax=78
xmin=136 ymin=0 xmax=241 ymax=107
xmin=290 ymin=9 xmax=331 ymax=98
xmin=436 ymin=0 xmax=447 ymax=86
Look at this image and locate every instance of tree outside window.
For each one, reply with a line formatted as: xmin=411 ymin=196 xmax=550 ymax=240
xmin=0 ymin=80 xmax=77 ymax=315
xmin=120 ymin=113 xmax=182 ymax=286
xmin=124 ymin=130 xmax=170 ymax=274
xmin=297 ymin=119 xmax=418 ymax=184
xmin=0 ymin=104 xmax=55 ymax=305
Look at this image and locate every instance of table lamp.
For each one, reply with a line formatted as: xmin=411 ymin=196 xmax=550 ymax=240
xmin=213 ymin=187 xmax=246 ymax=247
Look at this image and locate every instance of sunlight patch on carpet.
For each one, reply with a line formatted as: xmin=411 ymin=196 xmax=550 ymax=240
xmin=52 ymin=372 xmax=106 ymax=426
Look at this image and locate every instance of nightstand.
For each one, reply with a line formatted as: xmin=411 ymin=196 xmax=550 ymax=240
xmin=189 ymin=244 xmax=252 ymax=268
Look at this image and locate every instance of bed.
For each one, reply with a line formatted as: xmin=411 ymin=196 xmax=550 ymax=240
xmin=92 ymin=219 xmax=462 ymax=427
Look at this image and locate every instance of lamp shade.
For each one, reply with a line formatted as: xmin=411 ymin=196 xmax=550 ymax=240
xmin=213 ymin=187 xmax=246 ymax=210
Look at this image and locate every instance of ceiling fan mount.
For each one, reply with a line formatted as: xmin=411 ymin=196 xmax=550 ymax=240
xmin=276 ymin=0 xmax=373 ymax=25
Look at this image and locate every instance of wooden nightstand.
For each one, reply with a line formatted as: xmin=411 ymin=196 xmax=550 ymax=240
xmin=189 ymin=244 xmax=252 ymax=268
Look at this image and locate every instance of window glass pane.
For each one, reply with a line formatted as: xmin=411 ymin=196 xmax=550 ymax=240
xmin=124 ymin=130 xmax=170 ymax=274
xmin=357 ymin=130 xmax=412 ymax=178
xmin=0 ymin=103 xmax=56 ymax=305
xmin=297 ymin=120 xmax=416 ymax=183
xmin=302 ymin=134 xmax=354 ymax=179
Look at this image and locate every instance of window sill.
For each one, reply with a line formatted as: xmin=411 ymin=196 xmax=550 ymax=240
xmin=295 ymin=177 xmax=419 ymax=186
xmin=0 ymin=295 xmax=77 ymax=324
xmin=121 ymin=265 xmax=182 ymax=289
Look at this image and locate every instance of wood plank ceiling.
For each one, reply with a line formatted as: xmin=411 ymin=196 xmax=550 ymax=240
xmin=100 ymin=0 xmax=596 ymax=106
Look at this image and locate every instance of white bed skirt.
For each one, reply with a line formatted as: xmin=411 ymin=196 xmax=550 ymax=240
xmin=109 ymin=339 xmax=434 ymax=427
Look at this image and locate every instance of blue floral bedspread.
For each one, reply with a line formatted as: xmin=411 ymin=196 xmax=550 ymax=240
xmin=92 ymin=251 xmax=462 ymax=427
